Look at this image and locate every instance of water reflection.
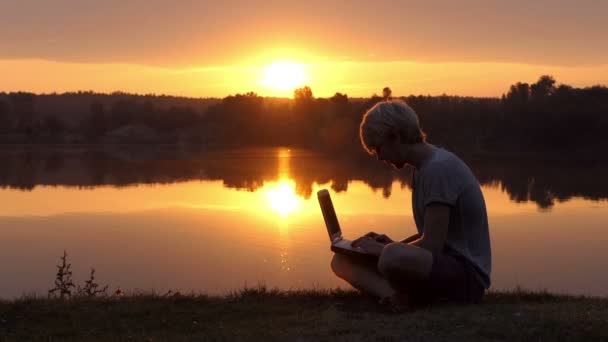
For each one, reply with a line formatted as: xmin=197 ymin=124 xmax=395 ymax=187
xmin=1 ymin=145 xmax=608 ymax=210
xmin=0 ymin=182 xmax=607 ymax=298
xmin=1 ymin=146 xmax=608 ymax=298
xmin=1 ymin=181 xmax=607 ymax=297
xmin=264 ymin=148 xmax=302 ymax=218
xmin=265 ymin=180 xmax=301 ymax=218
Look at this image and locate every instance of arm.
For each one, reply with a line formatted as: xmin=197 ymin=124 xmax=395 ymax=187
xmin=409 ymin=203 xmax=450 ymax=254
xmin=400 ymin=233 xmax=421 ymax=244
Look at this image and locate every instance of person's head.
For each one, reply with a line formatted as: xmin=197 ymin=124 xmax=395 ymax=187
xmin=359 ymin=100 xmax=426 ymax=168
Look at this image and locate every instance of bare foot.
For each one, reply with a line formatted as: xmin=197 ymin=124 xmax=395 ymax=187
xmin=379 ymin=292 xmax=412 ymax=313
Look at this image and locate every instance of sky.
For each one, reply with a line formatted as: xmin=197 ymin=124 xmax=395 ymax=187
xmin=1 ymin=0 xmax=607 ymax=97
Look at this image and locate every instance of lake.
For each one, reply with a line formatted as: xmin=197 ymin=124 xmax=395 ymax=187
xmin=0 ymin=146 xmax=607 ymax=298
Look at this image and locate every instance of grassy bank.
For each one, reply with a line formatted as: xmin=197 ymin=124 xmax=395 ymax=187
xmin=1 ymin=287 xmax=607 ymax=341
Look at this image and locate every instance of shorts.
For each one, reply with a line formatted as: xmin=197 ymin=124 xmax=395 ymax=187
xmin=388 ymin=253 xmax=486 ymax=305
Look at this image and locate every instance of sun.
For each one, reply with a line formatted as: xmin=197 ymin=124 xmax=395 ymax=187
xmin=260 ymin=61 xmax=307 ymax=93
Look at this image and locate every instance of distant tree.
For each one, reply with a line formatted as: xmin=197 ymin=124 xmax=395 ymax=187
xmin=530 ymin=75 xmax=556 ymax=100
xmin=294 ymin=86 xmax=314 ymax=102
xmin=554 ymin=84 xmax=574 ymax=97
xmin=329 ymin=92 xmax=349 ymax=115
xmin=382 ymin=87 xmax=392 ymax=101
xmin=330 ymin=92 xmax=348 ymax=105
xmin=505 ymin=82 xmax=530 ymax=105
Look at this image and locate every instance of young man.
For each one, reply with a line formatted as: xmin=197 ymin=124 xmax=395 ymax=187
xmin=331 ymin=100 xmax=491 ymax=307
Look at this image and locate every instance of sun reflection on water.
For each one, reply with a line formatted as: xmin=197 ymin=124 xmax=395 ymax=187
xmin=265 ymin=179 xmax=301 ymax=217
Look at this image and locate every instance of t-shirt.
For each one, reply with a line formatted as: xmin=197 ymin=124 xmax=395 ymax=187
xmin=412 ymin=147 xmax=492 ymax=288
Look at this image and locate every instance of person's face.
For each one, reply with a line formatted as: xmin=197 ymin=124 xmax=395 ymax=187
xmin=375 ymin=138 xmax=405 ymax=169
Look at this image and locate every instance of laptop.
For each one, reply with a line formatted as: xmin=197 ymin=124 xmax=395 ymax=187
xmin=317 ymin=189 xmax=379 ymax=261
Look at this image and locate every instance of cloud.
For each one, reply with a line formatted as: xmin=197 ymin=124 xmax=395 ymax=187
xmin=0 ymin=0 xmax=607 ymax=67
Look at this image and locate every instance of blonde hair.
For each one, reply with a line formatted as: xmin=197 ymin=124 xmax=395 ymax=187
xmin=359 ymin=100 xmax=426 ymax=154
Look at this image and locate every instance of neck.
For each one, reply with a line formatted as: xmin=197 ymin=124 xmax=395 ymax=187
xmin=400 ymin=142 xmax=436 ymax=169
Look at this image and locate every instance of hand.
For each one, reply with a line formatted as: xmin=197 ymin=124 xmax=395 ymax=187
xmin=351 ymin=236 xmax=385 ymax=257
xmin=360 ymin=231 xmax=394 ymax=244
xmin=374 ymin=234 xmax=393 ymax=244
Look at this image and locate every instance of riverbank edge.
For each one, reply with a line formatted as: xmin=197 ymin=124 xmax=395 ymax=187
xmin=1 ymin=287 xmax=607 ymax=341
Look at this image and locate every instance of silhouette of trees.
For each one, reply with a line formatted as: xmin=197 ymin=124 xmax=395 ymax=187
xmin=109 ymin=99 xmax=139 ymax=130
xmin=293 ymin=86 xmax=314 ymax=103
xmin=204 ymin=92 xmax=265 ymax=145
xmin=0 ymin=91 xmax=217 ymax=143
xmin=83 ymin=101 xmax=107 ymax=141
xmin=499 ymin=75 xmax=608 ymax=150
xmin=505 ymin=82 xmax=530 ymax=106
xmin=9 ymin=92 xmax=37 ymax=135
xmin=0 ymin=77 xmax=607 ymax=153
xmin=530 ymin=75 xmax=556 ymax=100
xmin=42 ymin=116 xmax=65 ymax=137
xmin=0 ymin=100 xmax=10 ymax=132
xmin=329 ymin=92 xmax=349 ymax=113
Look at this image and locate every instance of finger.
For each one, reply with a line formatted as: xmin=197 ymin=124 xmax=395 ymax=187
xmin=375 ymin=234 xmax=392 ymax=243
xmin=356 ymin=239 xmax=379 ymax=253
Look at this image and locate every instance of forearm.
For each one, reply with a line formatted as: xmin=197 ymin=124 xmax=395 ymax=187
xmin=400 ymin=233 xmax=421 ymax=244
xmin=409 ymin=235 xmax=442 ymax=254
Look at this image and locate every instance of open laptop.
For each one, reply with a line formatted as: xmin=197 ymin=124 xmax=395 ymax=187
xmin=317 ymin=189 xmax=379 ymax=261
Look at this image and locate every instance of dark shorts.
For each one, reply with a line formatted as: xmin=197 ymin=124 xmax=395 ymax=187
xmin=388 ymin=253 xmax=486 ymax=305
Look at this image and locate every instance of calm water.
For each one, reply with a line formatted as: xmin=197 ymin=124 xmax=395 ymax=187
xmin=1 ymin=146 xmax=607 ymax=298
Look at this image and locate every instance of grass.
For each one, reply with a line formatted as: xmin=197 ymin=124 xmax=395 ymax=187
xmin=1 ymin=286 xmax=607 ymax=341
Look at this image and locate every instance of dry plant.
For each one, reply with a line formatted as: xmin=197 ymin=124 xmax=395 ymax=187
xmin=48 ymin=250 xmax=109 ymax=299
xmin=48 ymin=250 xmax=75 ymax=299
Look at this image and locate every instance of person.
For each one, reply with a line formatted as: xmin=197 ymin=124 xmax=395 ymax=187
xmin=331 ymin=100 xmax=491 ymax=308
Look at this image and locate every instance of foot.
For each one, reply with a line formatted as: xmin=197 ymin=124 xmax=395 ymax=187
xmin=379 ymin=292 xmax=412 ymax=313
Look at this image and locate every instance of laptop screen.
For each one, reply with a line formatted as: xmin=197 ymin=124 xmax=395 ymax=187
xmin=317 ymin=189 xmax=341 ymax=237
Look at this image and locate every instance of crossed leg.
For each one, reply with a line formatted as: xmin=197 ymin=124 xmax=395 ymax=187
xmin=331 ymin=242 xmax=434 ymax=300
xmin=331 ymin=253 xmax=395 ymax=298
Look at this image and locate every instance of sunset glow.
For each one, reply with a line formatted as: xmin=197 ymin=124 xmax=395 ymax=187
xmin=260 ymin=62 xmax=307 ymax=94
xmin=1 ymin=1 xmax=607 ymax=97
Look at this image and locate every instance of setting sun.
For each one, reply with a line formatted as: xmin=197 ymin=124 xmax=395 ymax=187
xmin=260 ymin=62 xmax=307 ymax=93
xmin=265 ymin=180 xmax=301 ymax=217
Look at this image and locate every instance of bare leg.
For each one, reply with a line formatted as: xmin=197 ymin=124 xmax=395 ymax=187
xmin=330 ymin=242 xmax=434 ymax=299
xmin=330 ymin=253 xmax=395 ymax=299
xmin=377 ymin=242 xmax=434 ymax=284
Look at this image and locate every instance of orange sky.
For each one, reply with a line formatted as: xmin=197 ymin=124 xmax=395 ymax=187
xmin=1 ymin=0 xmax=607 ymax=97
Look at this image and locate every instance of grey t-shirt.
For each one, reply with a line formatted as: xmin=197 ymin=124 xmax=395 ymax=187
xmin=412 ymin=147 xmax=492 ymax=288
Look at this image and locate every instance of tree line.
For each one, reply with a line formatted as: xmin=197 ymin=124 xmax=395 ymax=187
xmin=1 ymin=76 xmax=607 ymax=155
xmin=2 ymin=145 xmax=607 ymax=209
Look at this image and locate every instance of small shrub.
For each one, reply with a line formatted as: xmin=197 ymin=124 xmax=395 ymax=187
xmin=48 ymin=251 xmax=110 ymax=299
xmin=77 ymin=268 xmax=109 ymax=297
xmin=48 ymin=250 xmax=75 ymax=299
